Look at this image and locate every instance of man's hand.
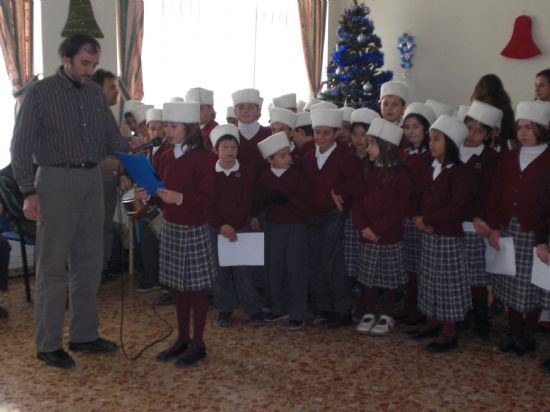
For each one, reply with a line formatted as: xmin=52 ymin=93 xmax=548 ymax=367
xmin=23 ymin=194 xmax=41 ymax=222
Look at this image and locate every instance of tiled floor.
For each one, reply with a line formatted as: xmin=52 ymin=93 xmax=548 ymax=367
xmin=0 ymin=275 xmax=549 ymax=411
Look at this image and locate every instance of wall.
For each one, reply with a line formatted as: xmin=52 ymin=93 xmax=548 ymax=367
xmin=327 ymin=0 xmax=550 ymax=107
xmin=40 ymin=0 xmax=117 ymax=76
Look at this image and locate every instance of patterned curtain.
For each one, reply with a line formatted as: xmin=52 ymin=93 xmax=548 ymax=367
xmin=0 ymin=0 xmax=33 ymax=107
xmin=116 ymin=0 xmax=144 ymax=101
xmin=297 ymin=0 xmax=327 ymax=97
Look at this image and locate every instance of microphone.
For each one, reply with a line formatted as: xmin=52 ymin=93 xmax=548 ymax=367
xmin=130 ymin=136 xmax=163 ymax=153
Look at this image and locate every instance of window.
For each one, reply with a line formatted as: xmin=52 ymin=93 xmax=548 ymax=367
xmin=142 ymin=0 xmax=310 ymax=123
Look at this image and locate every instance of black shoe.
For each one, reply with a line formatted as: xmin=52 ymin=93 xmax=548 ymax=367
xmin=403 ymin=315 xmax=427 ymax=327
xmin=249 ymin=312 xmax=264 ymax=326
xmin=217 ymin=311 xmax=233 ymax=327
xmin=425 ymin=336 xmax=458 ymax=353
xmin=264 ymin=312 xmax=288 ymax=322
xmin=407 ymin=325 xmax=441 ymax=340
xmin=540 ymin=358 xmax=550 ymax=374
xmin=514 ymin=337 xmax=536 ymax=357
xmin=174 ymin=344 xmax=207 ymax=368
xmin=288 ymin=320 xmax=304 ymax=331
xmin=37 ymin=349 xmax=75 ymax=369
xmin=136 ymin=282 xmax=161 ymax=293
xmin=155 ymin=340 xmax=191 ymax=362
xmin=68 ymin=337 xmax=117 ymax=353
xmin=320 ymin=313 xmax=352 ymax=329
xmin=493 ymin=333 xmax=516 ymax=354
xmin=312 ymin=311 xmax=333 ymax=326
xmin=154 ymin=290 xmax=176 ymax=305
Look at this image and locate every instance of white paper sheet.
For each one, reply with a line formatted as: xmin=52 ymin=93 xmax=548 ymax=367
xmin=484 ymin=237 xmax=516 ymax=276
xmin=217 ymin=233 xmax=264 ymax=267
xmin=462 ymin=221 xmax=475 ymax=233
xmin=531 ymin=248 xmax=550 ymax=291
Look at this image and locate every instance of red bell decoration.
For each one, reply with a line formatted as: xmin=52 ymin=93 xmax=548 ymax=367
xmin=501 ymin=15 xmax=541 ymax=59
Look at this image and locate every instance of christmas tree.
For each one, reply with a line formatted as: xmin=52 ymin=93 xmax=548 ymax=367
xmin=319 ymin=0 xmax=392 ymax=110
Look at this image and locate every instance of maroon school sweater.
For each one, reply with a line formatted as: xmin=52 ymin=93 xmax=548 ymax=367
xmin=237 ymin=125 xmax=271 ymax=178
xmin=201 ymin=119 xmax=219 ymax=151
xmin=400 ymin=148 xmax=432 ymax=217
xmin=463 ymin=145 xmax=499 ymax=221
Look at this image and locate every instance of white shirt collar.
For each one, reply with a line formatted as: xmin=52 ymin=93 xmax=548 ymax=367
xmin=315 ymin=142 xmax=337 ymax=170
xmin=215 ymin=159 xmax=240 ymax=176
xmin=432 ymin=158 xmax=453 ymax=180
xmin=270 ymin=166 xmax=287 ymax=177
xmin=459 ymin=144 xmax=484 ymax=163
xmin=173 ymin=143 xmax=188 ymax=159
xmin=289 ymin=140 xmax=296 ymax=152
xmin=238 ymin=121 xmax=261 ymax=140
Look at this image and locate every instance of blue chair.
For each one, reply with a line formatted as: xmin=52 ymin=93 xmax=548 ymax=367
xmin=0 ymin=175 xmax=35 ymax=303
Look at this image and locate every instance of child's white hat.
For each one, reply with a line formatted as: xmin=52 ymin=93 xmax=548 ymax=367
xmin=311 ymin=109 xmax=343 ymax=128
xmin=269 ymin=107 xmax=297 ymax=129
xmin=351 ymin=108 xmax=380 ymax=125
xmin=404 ymin=102 xmax=436 ymax=125
xmin=340 ymin=106 xmax=355 ymax=122
xmin=297 ymin=99 xmax=306 ymax=112
xmin=170 ymin=96 xmax=185 ymax=102
xmin=295 ymin=112 xmax=311 ymax=128
xmin=430 ymin=114 xmax=468 ymax=147
xmin=257 ymin=131 xmax=290 ymax=159
xmin=367 ymin=117 xmax=403 ymax=146
xmin=455 ymin=104 xmax=471 ymax=123
xmin=516 ymin=101 xmax=550 ymax=126
xmin=132 ymin=104 xmax=154 ymax=125
xmin=380 ymin=81 xmax=408 ymax=103
xmin=226 ymin=106 xmax=236 ymax=119
xmin=303 ymin=97 xmax=321 ymax=111
xmin=466 ymin=100 xmax=503 ymax=129
xmin=232 ymin=88 xmax=263 ymax=107
xmin=123 ymin=99 xmax=142 ymax=115
xmin=310 ymin=101 xmax=338 ymax=111
xmin=146 ymin=108 xmax=163 ymax=124
xmin=272 ymin=93 xmax=297 ymax=110
xmin=425 ymin=99 xmax=454 ymax=118
xmin=185 ymin=87 xmax=214 ymax=106
xmin=210 ymin=124 xmax=240 ymax=148
xmin=162 ymin=102 xmax=200 ymax=123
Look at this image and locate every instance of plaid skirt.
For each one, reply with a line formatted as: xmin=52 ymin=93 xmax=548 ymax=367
xmin=492 ymin=217 xmax=540 ymax=312
xmin=159 ymin=220 xmax=217 ymax=292
xmin=344 ymin=214 xmax=360 ymax=277
xmin=418 ymin=233 xmax=472 ymax=321
xmin=541 ymin=291 xmax=550 ymax=309
xmin=464 ymin=231 xmax=492 ymax=286
xmin=403 ymin=216 xmax=422 ymax=273
xmin=356 ymin=242 xmax=407 ymax=289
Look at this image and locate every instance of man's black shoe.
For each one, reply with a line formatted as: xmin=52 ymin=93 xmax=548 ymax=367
xmin=320 ymin=313 xmax=352 ymax=329
xmin=68 ymin=337 xmax=117 ymax=353
xmin=155 ymin=290 xmax=176 ymax=305
xmin=37 ymin=349 xmax=75 ymax=368
xmin=425 ymin=337 xmax=458 ymax=353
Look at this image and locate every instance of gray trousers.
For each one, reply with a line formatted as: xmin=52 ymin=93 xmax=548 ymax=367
xmin=34 ymin=166 xmax=104 ymax=352
xmin=209 ymin=225 xmax=262 ymax=314
xmin=307 ymin=209 xmax=351 ymax=314
xmin=102 ymin=180 xmax=118 ymax=271
xmin=267 ymin=223 xmax=308 ymax=321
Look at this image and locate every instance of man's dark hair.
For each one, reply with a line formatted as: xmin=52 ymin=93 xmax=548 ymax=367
xmin=58 ymin=33 xmax=101 ymax=59
xmin=91 ymin=69 xmax=116 ymax=86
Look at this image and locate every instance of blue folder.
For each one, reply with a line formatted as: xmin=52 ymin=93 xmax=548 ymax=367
xmin=115 ymin=151 xmax=165 ymax=195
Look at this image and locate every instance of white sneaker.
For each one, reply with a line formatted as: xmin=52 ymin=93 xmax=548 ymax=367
xmin=356 ymin=313 xmax=377 ymax=334
xmin=370 ymin=314 xmax=395 ymax=336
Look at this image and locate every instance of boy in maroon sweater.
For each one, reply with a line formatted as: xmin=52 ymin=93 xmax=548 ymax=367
xmin=303 ymin=108 xmax=363 ymax=328
xmin=256 ymin=132 xmax=310 ymax=330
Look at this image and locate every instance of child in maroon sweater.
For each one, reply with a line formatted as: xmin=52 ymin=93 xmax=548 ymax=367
xmin=256 ymin=132 xmax=310 ymax=330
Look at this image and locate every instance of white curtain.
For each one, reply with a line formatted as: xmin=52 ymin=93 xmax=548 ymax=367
xmin=142 ymin=0 xmax=309 ymax=123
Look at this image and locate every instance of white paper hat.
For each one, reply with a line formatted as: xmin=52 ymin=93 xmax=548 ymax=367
xmin=232 ymin=88 xmax=262 ymax=107
xmin=132 ymin=104 xmax=154 ymax=125
xmin=455 ymin=104 xmax=471 ymax=123
xmin=380 ymin=81 xmax=408 ymax=103
xmin=425 ymin=99 xmax=454 ymax=118
xmin=515 ymin=101 xmax=550 ymax=126
xmin=404 ymin=102 xmax=436 ymax=125
xmin=170 ymin=96 xmax=185 ymax=102
xmin=269 ymin=107 xmax=297 ymax=129
xmin=123 ymin=99 xmax=142 ymax=115
xmin=185 ymin=87 xmax=214 ymax=106
xmin=350 ymin=108 xmax=380 ymax=125
xmin=430 ymin=114 xmax=468 ymax=147
xmin=210 ymin=124 xmax=240 ymax=147
xmin=466 ymin=100 xmax=503 ymax=129
xmin=340 ymin=107 xmax=355 ymax=122
xmin=162 ymin=102 xmax=200 ymax=123
xmin=226 ymin=106 xmax=236 ymax=119
xmin=146 ymin=108 xmax=163 ymax=124
xmin=310 ymin=101 xmax=339 ymax=111
xmin=297 ymin=99 xmax=306 ymax=112
xmin=257 ymin=131 xmax=290 ymax=158
xmin=295 ymin=112 xmax=311 ymax=128
xmin=272 ymin=93 xmax=297 ymax=110
xmin=367 ymin=117 xmax=403 ymax=146
xmin=303 ymin=97 xmax=321 ymax=111
xmin=311 ymin=109 xmax=344 ymax=128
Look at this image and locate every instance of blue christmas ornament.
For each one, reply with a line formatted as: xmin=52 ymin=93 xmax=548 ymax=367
xmin=397 ymin=32 xmax=416 ymax=70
